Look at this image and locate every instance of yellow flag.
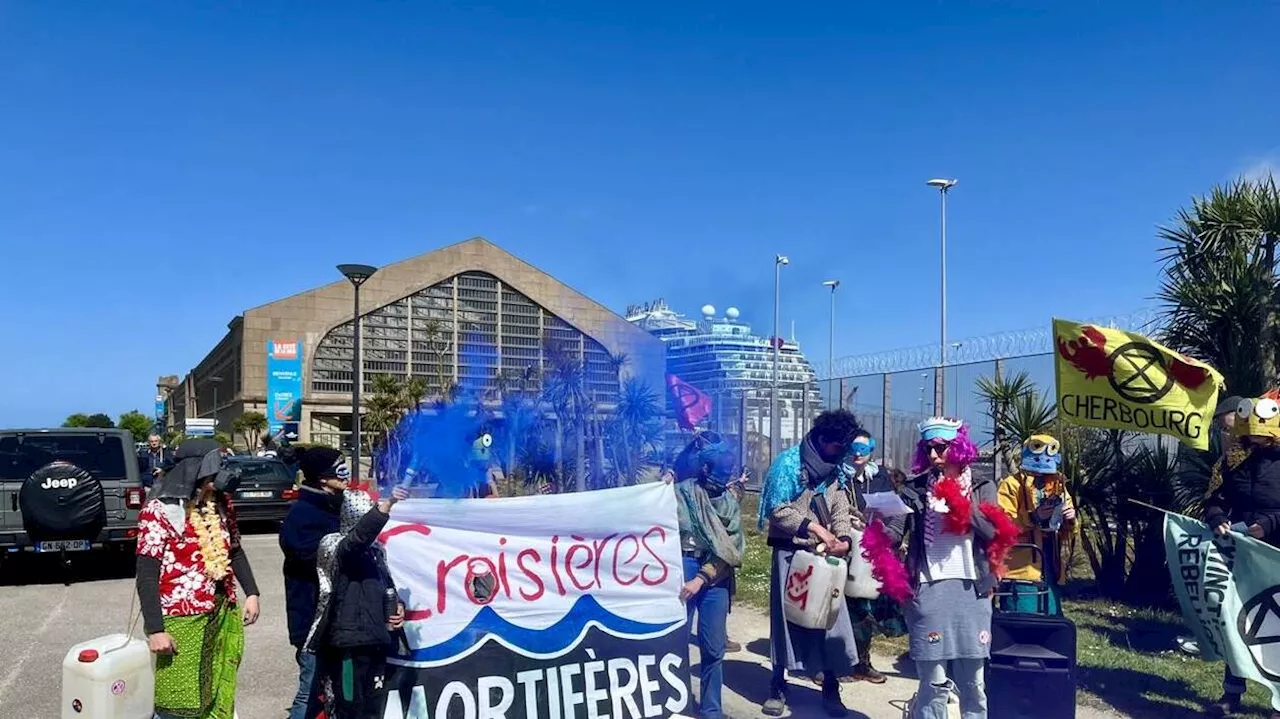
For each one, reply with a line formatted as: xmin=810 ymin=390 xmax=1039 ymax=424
xmin=1053 ymin=318 xmax=1223 ymax=450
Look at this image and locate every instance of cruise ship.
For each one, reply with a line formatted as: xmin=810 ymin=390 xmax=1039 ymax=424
xmin=625 ymin=299 xmax=822 ymax=451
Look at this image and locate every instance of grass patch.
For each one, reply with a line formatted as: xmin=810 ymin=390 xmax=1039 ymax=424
xmin=737 ymin=495 xmax=1275 ymax=717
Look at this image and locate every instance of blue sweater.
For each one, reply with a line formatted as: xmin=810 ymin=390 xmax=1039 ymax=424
xmin=279 ymin=487 xmax=341 ymax=647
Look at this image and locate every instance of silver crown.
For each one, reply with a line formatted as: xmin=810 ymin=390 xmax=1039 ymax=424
xmin=340 ymin=489 xmax=375 ymax=534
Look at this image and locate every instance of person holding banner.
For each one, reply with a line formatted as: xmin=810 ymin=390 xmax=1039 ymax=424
xmin=305 ymin=486 xmax=409 ymax=719
xmin=279 ymin=446 xmax=348 ymax=719
xmin=758 ymin=409 xmax=862 ymax=718
xmin=996 ymin=434 xmax=1077 ymax=615
xmin=1203 ymin=392 xmax=1280 ymax=718
xmin=898 ymin=418 xmax=1019 ymax=719
xmin=674 ymin=440 xmax=745 ymax=719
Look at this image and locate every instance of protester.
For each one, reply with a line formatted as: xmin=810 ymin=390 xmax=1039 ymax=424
xmin=1204 ymin=392 xmax=1280 ymax=719
xmin=897 ymin=418 xmax=1017 ymax=719
xmin=674 ymin=440 xmax=745 ymax=719
xmin=841 ymin=429 xmax=906 ymax=684
xmin=306 ymin=486 xmax=409 ymax=719
xmin=1206 ymin=395 xmax=1247 ymax=500
xmin=996 ymin=434 xmax=1077 ymax=614
xmin=135 ymin=438 xmax=260 ymax=719
xmin=279 ymin=447 xmax=349 ymax=719
xmin=138 ymin=434 xmax=174 ymax=488
xmin=757 ymin=409 xmax=862 ymax=718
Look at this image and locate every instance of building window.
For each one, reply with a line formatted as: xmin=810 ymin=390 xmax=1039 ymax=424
xmin=311 ymin=271 xmax=619 ymax=404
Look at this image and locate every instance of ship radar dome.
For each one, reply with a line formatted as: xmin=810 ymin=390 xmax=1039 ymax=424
xmin=701 ymin=304 xmax=716 ymax=318
xmin=726 ymin=307 xmax=740 ymax=320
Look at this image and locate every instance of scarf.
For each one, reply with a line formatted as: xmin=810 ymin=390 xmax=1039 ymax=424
xmin=758 ymin=438 xmax=849 ymax=529
xmin=923 ymin=466 xmax=972 ymax=546
xmin=676 ymin=479 xmax=744 ymax=568
xmin=800 ymin=435 xmax=841 ymax=487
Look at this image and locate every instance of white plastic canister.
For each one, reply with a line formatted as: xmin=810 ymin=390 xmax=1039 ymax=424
xmin=782 ymin=549 xmax=848 ymax=630
xmin=844 ymin=528 xmax=882 ymax=599
xmin=61 ymin=634 xmax=154 ymax=719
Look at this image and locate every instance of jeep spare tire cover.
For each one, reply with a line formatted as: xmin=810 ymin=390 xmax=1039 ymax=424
xmin=20 ymin=461 xmax=106 ymax=543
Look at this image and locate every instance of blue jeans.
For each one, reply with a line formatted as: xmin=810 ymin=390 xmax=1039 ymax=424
xmin=291 ymin=647 xmax=318 ymax=719
xmin=684 ymin=557 xmax=730 ymax=719
xmin=913 ymin=658 xmax=987 ymax=719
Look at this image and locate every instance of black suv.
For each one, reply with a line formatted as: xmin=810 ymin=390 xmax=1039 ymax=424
xmin=224 ymin=456 xmax=298 ymax=523
xmin=0 ymin=428 xmax=148 ymax=562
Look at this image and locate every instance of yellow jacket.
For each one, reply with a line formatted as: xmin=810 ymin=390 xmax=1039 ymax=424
xmin=997 ymin=472 xmax=1076 ymax=583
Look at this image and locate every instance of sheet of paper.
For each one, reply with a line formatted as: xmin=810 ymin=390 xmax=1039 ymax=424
xmin=863 ymin=491 xmax=913 ymax=517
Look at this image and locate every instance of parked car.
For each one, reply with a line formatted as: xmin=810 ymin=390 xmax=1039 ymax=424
xmin=0 ymin=428 xmax=147 ymax=564
xmin=224 ymin=456 xmax=298 ymax=523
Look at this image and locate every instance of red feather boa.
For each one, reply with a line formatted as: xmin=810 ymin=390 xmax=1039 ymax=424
xmin=980 ymin=503 xmax=1022 ymax=578
xmin=931 ymin=476 xmax=972 ymax=535
xmin=861 ymin=519 xmax=913 ymax=605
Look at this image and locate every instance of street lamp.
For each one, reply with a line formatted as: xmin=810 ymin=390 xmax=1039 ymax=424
xmin=822 ymin=279 xmax=839 ymax=407
xmin=927 ymin=177 xmax=958 ymax=415
xmin=207 ymin=375 xmax=223 ymax=433
xmin=338 ymin=263 xmax=379 ymax=484
xmin=771 ymin=254 xmax=789 ymax=460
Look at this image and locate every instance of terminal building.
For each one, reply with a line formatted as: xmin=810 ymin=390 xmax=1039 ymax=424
xmin=159 ymin=237 xmax=666 ymax=448
xmin=625 ymin=299 xmax=822 ymax=454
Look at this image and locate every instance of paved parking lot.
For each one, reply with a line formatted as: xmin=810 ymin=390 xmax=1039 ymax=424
xmin=0 ymin=529 xmax=297 ymax=719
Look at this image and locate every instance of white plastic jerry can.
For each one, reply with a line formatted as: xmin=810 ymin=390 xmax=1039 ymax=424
xmin=844 ymin=528 xmax=882 ymax=600
xmin=783 ymin=549 xmax=848 ymax=630
xmin=61 ymin=634 xmax=154 ymax=719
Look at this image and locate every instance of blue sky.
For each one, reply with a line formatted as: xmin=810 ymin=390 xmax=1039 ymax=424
xmin=1 ymin=1 xmax=1277 ymax=427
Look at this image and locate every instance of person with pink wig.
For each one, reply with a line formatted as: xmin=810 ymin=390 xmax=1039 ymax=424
xmin=895 ymin=417 xmax=1019 ymax=719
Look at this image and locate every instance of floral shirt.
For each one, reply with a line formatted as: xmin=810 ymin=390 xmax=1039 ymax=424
xmin=136 ymin=499 xmax=238 ymax=617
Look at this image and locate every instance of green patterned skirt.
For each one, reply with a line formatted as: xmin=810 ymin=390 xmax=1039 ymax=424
xmin=154 ymin=598 xmax=244 ymax=718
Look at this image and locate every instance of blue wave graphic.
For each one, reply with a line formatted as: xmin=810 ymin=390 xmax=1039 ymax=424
xmin=399 ymin=594 xmax=681 ymax=662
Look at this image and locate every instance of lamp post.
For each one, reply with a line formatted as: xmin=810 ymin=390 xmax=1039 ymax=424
xmin=927 ymin=177 xmax=958 ymax=415
xmin=338 ymin=263 xmax=379 ymax=484
xmin=822 ymin=279 xmax=839 ymax=407
xmin=771 ymin=254 xmax=789 ymax=461
xmin=207 ymin=375 xmax=223 ymax=434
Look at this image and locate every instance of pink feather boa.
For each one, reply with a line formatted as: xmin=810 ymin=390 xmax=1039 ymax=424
xmin=861 ymin=519 xmax=913 ymax=605
xmin=931 ymin=476 xmax=972 ymax=535
xmin=979 ymin=503 xmax=1022 ymax=578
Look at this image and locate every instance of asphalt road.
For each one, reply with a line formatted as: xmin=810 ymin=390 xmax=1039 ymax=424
xmin=0 ymin=529 xmax=1125 ymax=719
xmin=0 ymin=527 xmax=297 ymax=719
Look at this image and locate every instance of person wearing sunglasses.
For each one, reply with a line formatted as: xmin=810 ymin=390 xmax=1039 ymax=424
xmin=840 ymin=430 xmax=906 ymax=685
xmin=995 ymin=434 xmax=1077 ymax=615
xmin=898 ymin=418 xmax=1018 ymax=719
xmin=757 ymin=410 xmax=863 ymax=717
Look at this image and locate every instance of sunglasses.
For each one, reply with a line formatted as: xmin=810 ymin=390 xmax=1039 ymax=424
xmin=926 ymin=441 xmax=951 ymax=456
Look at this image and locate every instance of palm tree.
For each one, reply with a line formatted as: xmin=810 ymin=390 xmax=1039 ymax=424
xmin=609 ymin=378 xmax=662 ymax=484
xmin=975 ymin=371 xmax=1056 ymax=468
xmin=542 ymin=342 xmax=591 ymax=491
xmin=1158 ymin=176 xmax=1280 ymax=396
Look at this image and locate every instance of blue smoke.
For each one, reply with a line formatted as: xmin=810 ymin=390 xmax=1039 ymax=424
xmin=380 ymin=401 xmax=490 ymax=498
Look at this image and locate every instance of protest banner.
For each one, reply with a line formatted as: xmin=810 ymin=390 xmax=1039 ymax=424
xmin=1165 ymin=513 xmax=1280 ymax=710
xmin=1054 ymin=318 xmax=1222 ymax=449
xmin=378 ymin=482 xmax=691 ymax=719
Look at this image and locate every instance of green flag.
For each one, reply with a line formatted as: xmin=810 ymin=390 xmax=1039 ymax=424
xmin=1166 ymin=513 xmax=1280 ymax=710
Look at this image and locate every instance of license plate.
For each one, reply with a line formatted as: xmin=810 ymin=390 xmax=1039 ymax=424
xmin=37 ymin=540 xmax=89 ymax=552
xmin=239 ymin=491 xmax=273 ymax=499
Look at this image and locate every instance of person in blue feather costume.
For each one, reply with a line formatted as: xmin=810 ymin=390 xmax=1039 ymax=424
xmin=758 ymin=410 xmax=863 ymax=718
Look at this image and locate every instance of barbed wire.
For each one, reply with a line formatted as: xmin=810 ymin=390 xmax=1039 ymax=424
xmin=814 ymin=308 xmax=1164 ymax=380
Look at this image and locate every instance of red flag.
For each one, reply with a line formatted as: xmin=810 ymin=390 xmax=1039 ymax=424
xmin=666 ymin=374 xmax=712 ymax=431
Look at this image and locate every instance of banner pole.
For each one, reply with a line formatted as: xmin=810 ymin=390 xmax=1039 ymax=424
xmin=1125 ymin=498 xmax=1196 ymax=521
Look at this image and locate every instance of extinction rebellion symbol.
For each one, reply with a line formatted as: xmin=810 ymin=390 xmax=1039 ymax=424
xmin=1106 ymin=342 xmax=1175 ymax=405
xmin=1239 ymin=584 xmax=1280 ymax=681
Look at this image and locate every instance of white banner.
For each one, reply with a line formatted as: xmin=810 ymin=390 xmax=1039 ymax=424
xmin=378 ymin=482 xmax=691 ymax=719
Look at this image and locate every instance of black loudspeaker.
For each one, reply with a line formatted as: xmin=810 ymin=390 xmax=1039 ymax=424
xmin=988 ymin=612 xmax=1078 ymax=719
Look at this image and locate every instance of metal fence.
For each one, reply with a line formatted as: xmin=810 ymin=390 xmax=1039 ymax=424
xmin=722 ymin=309 xmax=1162 ymax=477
